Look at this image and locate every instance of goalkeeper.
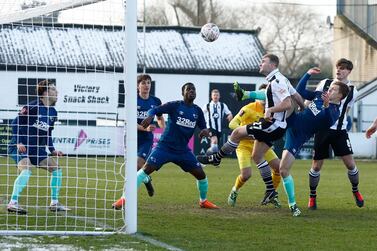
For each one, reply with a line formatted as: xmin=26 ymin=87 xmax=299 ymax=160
xmin=7 ymin=80 xmax=69 ymax=215
xmin=227 ymin=84 xmax=281 ymax=208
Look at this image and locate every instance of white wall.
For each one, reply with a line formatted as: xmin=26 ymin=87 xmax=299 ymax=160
xmin=0 ymin=70 xmax=265 ymax=122
xmin=151 ymin=73 xmax=266 ymax=110
xmin=354 ymin=87 xmax=377 ymax=132
xmin=0 ymin=71 xmax=121 ymax=121
xmin=349 ymin=132 xmax=377 ymax=158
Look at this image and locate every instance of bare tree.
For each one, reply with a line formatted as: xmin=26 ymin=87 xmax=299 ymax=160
xmin=142 ymin=1 xmax=333 ymax=78
xmin=167 ymin=0 xmax=223 ymax=26
xmin=21 ymin=0 xmax=60 ymax=23
xmin=141 ymin=4 xmax=169 ymax=26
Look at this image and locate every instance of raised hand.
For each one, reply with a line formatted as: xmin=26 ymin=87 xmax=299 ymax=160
xmin=321 ymin=91 xmax=330 ymax=108
xmin=307 ymin=67 xmax=321 ymax=75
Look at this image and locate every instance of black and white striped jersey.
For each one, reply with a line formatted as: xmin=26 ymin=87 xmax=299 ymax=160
xmin=315 ymin=78 xmax=357 ymax=131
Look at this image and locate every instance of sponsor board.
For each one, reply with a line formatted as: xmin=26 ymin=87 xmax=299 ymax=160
xmin=52 ymin=125 xmax=124 ymax=155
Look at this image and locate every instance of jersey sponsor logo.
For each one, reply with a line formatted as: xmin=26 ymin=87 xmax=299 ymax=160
xmin=33 ymin=120 xmax=50 ymax=131
xmin=176 ymin=116 xmax=196 ymax=128
xmin=308 ymin=102 xmax=321 ymax=116
xmin=137 ymin=111 xmax=148 ymax=119
xmin=179 ymin=111 xmax=184 ymax=115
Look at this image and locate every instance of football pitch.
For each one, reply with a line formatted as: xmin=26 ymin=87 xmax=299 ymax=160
xmin=1 ymin=157 xmax=377 ymax=250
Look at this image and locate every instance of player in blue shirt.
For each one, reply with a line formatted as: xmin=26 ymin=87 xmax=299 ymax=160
xmin=137 ymin=82 xmax=219 ymax=209
xmin=7 ymin=80 xmax=69 ymax=215
xmin=112 ymin=74 xmax=165 ymax=209
xmin=280 ymin=67 xmax=350 ymax=216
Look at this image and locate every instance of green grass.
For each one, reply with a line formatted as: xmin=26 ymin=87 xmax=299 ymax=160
xmin=1 ymin=157 xmax=377 ymax=250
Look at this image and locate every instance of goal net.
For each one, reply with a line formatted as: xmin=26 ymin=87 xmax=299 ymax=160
xmin=0 ymin=0 xmax=137 ymax=235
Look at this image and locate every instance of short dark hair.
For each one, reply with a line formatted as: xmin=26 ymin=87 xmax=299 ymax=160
xmin=37 ymin=80 xmax=55 ymax=96
xmin=211 ymin=89 xmax=219 ymax=94
xmin=258 ymin=83 xmax=268 ymax=90
xmin=181 ymin=82 xmax=194 ymax=93
xmin=263 ymin=54 xmax=279 ymax=67
xmin=137 ymin=74 xmax=152 ymax=84
xmin=333 ymin=81 xmax=350 ymax=99
xmin=336 ymin=58 xmax=353 ymax=71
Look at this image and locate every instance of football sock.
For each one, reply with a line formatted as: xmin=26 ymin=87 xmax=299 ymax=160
xmin=143 ymin=175 xmax=151 ymax=184
xmin=257 ymin=160 xmax=274 ymax=192
xmin=234 ymin=175 xmax=246 ymax=191
xmin=283 ymin=175 xmax=296 ymax=206
xmin=271 ymin=169 xmax=281 ymax=189
xmin=213 ymin=140 xmax=238 ymax=161
xmin=197 ymin=177 xmax=208 ymax=201
xmin=309 ymin=168 xmax=320 ymax=198
xmin=11 ymin=169 xmax=32 ymax=201
xmin=347 ymin=166 xmax=359 ymax=192
xmin=51 ymin=169 xmax=62 ymax=201
xmin=137 ymin=169 xmax=148 ymax=189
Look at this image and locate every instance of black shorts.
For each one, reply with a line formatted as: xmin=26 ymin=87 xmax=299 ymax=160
xmin=246 ymin=119 xmax=286 ymax=147
xmin=313 ymin=129 xmax=353 ymax=160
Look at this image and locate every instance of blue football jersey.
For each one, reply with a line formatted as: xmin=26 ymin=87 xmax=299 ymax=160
xmin=289 ymin=72 xmax=340 ymax=134
xmin=137 ymin=95 xmax=162 ymax=144
xmin=9 ymin=100 xmax=57 ymax=152
xmin=147 ymin=101 xmax=206 ymax=152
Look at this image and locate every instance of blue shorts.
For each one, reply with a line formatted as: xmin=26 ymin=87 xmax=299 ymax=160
xmin=8 ymin=146 xmax=48 ymax=166
xmin=146 ymin=145 xmax=202 ymax=172
xmin=284 ymin=127 xmax=312 ymax=157
xmin=138 ymin=140 xmax=153 ymax=160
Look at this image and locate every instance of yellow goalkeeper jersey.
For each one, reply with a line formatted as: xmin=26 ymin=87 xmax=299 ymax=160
xmin=229 ymin=101 xmax=264 ymax=148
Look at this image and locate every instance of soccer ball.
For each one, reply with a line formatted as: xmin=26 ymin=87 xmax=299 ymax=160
xmin=200 ymin=23 xmax=220 ymax=42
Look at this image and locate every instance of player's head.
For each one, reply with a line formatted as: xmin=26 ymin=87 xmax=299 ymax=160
xmin=137 ymin=74 xmax=152 ymax=95
xmin=37 ymin=80 xmax=57 ymax=106
xmin=336 ymin=58 xmax=353 ymax=81
xmin=259 ymin=54 xmax=279 ymax=76
xmin=328 ymin=81 xmax=350 ymax=102
xmin=211 ymin=89 xmax=220 ymax=102
xmin=181 ymin=82 xmax=196 ymax=102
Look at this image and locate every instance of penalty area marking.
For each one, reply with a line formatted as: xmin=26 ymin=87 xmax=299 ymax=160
xmin=134 ymin=233 xmax=184 ymax=251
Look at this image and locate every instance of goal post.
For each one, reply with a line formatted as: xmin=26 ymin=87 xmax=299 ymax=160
xmin=0 ymin=0 xmax=138 ymax=235
xmin=124 ymin=0 xmax=138 ymax=235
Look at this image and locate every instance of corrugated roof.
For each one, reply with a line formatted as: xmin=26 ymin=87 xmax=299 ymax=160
xmin=0 ymin=23 xmax=265 ymax=75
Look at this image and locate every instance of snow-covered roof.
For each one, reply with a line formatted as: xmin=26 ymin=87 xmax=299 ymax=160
xmin=0 ymin=23 xmax=264 ymax=75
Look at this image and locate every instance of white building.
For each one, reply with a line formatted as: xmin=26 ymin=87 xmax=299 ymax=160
xmin=0 ymin=24 xmax=266 ymax=155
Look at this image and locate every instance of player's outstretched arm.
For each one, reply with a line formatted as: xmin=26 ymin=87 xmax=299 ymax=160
xmin=366 ymin=118 xmax=377 ymax=139
xmin=233 ymin=81 xmax=266 ymax=101
xmin=296 ymin=68 xmax=321 ymax=100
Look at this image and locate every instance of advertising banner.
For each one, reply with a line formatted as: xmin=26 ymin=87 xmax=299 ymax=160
xmin=52 ymin=125 xmax=124 ymax=155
